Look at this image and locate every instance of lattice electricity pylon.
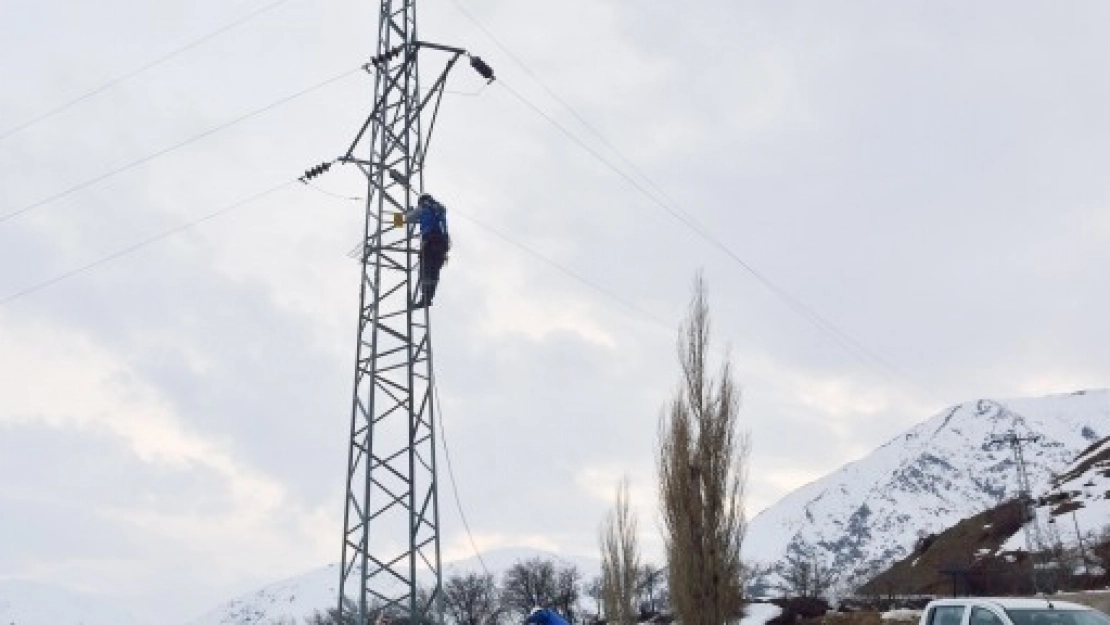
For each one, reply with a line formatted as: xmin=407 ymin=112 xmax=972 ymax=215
xmin=334 ymin=4 xmax=492 ymax=623
xmin=984 ymin=400 xmax=1050 ymax=592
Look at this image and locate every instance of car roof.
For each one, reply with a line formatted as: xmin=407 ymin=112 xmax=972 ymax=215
xmin=928 ymin=598 xmax=1094 ymax=611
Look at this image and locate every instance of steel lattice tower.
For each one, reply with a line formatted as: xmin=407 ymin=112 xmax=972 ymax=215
xmin=983 ymin=400 xmax=1050 ymax=593
xmin=332 ymin=3 xmax=489 ymax=623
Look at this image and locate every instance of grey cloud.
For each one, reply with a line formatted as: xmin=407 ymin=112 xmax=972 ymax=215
xmin=0 ymin=420 xmax=228 ymax=561
xmin=3 ymin=0 xmax=1110 ymax=621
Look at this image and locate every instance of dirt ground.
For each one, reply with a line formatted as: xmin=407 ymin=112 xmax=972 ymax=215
xmin=816 ymin=611 xmax=919 ymax=625
xmin=820 ymin=612 xmax=885 ymax=625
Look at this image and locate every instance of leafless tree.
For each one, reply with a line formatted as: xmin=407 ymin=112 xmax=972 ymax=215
xmin=738 ymin=561 xmax=773 ymax=599
xmin=502 ymin=558 xmax=557 ymax=617
xmin=635 ymin=565 xmax=665 ymax=617
xmin=501 ymin=558 xmax=580 ymax=622
xmin=600 ymin=478 xmax=640 ymax=625
xmin=444 ymin=572 xmax=502 ymax=625
xmin=1091 ymin=525 xmax=1110 ymax=584
xmin=657 ymin=275 xmax=749 ymax=625
xmin=307 ymin=594 xmax=440 ymax=625
xmin=554 ymin=565 xmax=583 ymax=624
xmin=776 ymin=543 xmax=838 ymax=599
xmin=307 ymin=598 xmax=361 ymax=624
xmin=584 ymin=575 xmax=603 ymax=621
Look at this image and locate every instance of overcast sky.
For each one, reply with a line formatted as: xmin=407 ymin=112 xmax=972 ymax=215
xmin=2 ymin=0 xmax=1109 ymax=621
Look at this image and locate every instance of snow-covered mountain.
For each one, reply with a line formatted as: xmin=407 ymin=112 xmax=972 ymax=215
xmin=1003 ymin=433 xmax=1110 ymax=555
xmin=859 ymin=432 xmax=1110 ymax=595
xmin=1044 ymin=432 xmax=1110 ymax=534
xmin=743 ymin=389 xmax=1110 ymax=592
xmin=0 ymin=579 xmax=139 ymax=625
xmin=185 ymin=547 xmax=600 ymax=625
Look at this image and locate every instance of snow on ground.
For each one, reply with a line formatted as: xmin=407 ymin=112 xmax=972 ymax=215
xmin=183 ymin=563 xmax=339 ymax=625
xmin=185 ymin=547 xmax=601 ymax=625
xmin=1001 ymin=435 xmax=1110 ymax=555
xmin=0 ymin=579 xmax=139 ymax=625
xmin=745 ymin=390 xmax=1109 ymax=591
xmin=741 ymin=602 xmax=783 ymax=625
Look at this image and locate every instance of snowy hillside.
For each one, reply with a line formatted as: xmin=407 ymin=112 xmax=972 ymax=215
xmin=1003 ymin=434 xmax=1110 ymax=554
xmin=0 ymin=579 xmax=138 ymax=625
xmin=743 ymin=389 xmax=1110 ymax=592
xmin=185 ymin=548 xmax=600 ymax=625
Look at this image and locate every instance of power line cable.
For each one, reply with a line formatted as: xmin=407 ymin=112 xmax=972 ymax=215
xmin=324 ymin=194 xmax=808 ymax=400
xmin=302 ymin=180 xmax=362 ymax=201
xmin=0 ymin=180 xmax=294 ymax=309
xmin=0 ymin=0 xmax=295 ymax=142
xmin=0 ymin=66 xmax=360 ymax=226
xmin=311 ymin=186 xmax=675 ymax=334
xmin=3 ymin=179 xmax=670 ymax=340
xmin=449 ymin=0 xmax=669 ymax=205
xmin=451 ymin=210 xmax=675 ymax=333
xmin=432 ymin=371 xmax=493 ymax=579
xmin=453 ymin=0 xmax=898 ymax=370
xmin=319 ymin=192 xmax=833 ymax=404
xmin=494 ymin=78 xmax=931 ymax=400
xmin=452 ymin=0 xmax=937 ymax=401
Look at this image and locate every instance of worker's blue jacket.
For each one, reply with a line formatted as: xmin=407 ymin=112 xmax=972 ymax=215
xmin=405 ymin=198 xmax=448 ymax=239
xmin=525 ymin=608 xmax=568 ymax=625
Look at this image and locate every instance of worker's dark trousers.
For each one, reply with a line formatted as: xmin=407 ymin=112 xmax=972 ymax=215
xmin=420 ymin=232 xmax=448 ymax=304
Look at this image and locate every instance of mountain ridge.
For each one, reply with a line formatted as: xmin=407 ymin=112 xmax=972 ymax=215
xmin=743 ymin=389 xmax=1109 ymax=593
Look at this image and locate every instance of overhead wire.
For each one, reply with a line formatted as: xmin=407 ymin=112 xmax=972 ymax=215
xmin=0 ymin=0 xmax=911 ymax=576
xmin=0 ymin=65 xmax=361 ymax=226
xmin=449 ymin=0 xmax=942 ymax=403
xmin=319 ymin=190 xmax=814 ymax=408
xmin=448 ymin=0 xmax=669 ymax=205
xmin=0 ymin=0 xmax=296 ymax=142
xmin=443 ymin=83 xmax=492 ymax=98
xmin=493 ymin=78 xmax=925 ymax=393
xmin=451 ymin=210 xmax=675 ymax=333
xmin=302 ymin=180 xmax=362 ymax=202
xmin=432 ymin=371 xmax=493 ymax=579
xmin=308 ymin=185 xmax=676 ymax=334
xmin=445 ymin=9 xmax=931 ymax=400
xmin=0 ymin=180 xmax=295 ymax=309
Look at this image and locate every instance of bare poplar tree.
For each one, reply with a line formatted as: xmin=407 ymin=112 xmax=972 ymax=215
xmin=657 ymin=275 xmax=749 ymax=625
xmin=600 ymin=478 xmax=640 ymax=625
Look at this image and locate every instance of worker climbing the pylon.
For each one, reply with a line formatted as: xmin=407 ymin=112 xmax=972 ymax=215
xmin=397 ymin=193 xmax=450 ymax=308
xmin=525 ymin=607 xmax=568 ymax=625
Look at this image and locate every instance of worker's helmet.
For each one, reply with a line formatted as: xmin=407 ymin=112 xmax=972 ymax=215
xmin=529 ymin=607 xmax=542 ymax=617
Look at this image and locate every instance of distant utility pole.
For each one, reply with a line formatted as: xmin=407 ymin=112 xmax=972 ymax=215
xmin=1072 ymin=510 xmax=1089 ymax=574
xmin=985 ymin=401 xmax=1050 ymax=593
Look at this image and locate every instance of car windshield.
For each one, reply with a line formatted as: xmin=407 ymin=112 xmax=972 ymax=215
xmin=1006 ymin=609 xmax=1110 ymax=625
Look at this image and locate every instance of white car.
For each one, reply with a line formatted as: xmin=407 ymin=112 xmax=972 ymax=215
xmin=920 ymin=598 xmax=1110 ymax=625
